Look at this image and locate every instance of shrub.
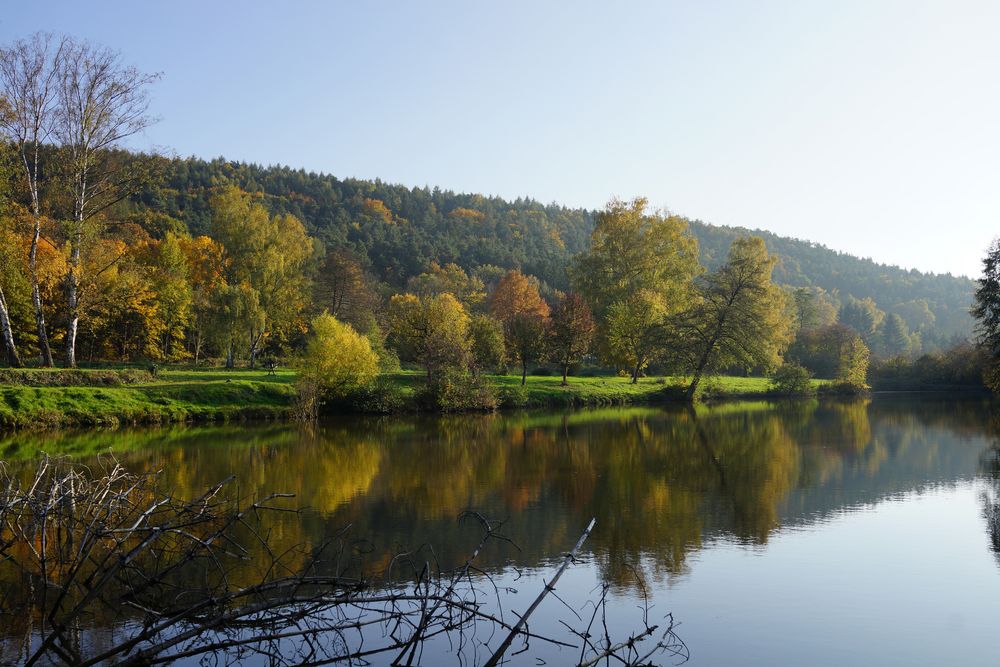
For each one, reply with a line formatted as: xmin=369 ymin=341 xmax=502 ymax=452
xmin=769 ymin=363 xmax=815 ymax=396
xmin=497 ymin=383 xmax=529 ymax=408
xmin=346 ymin=377 xmax=407 ymax=414
xmin=818 ymin=381 xmax=869 ymax=396
xmin=416 ymin=371 xmax=497 ymax=413
xmin=0 ymin=369 xmax=154 ymax=387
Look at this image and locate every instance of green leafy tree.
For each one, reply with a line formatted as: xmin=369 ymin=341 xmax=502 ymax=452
xmin=571 ymin=198 xmax=700 ymax=376
xmin=769 ymin=362 xmax=815 ymax=395
xmin=837 ymin=297 xmax=884 ymax=344
xmin=792 ymin=287 xmax=837 ymax=332
xmin=788 ymin=323 xmax=864 ymax=379
xmin=836 ymin=336 xmax=870 ymax=388
xmin=973 ymin=239 xmax=1000 ymax=391
xmin=469 ymin=313 xmax=506 ymax=373
xmin=604 ymin=290 xmax=664 ymax=383
xmin=877 ymin=313 xmax=911 ymax=358
xmin=210 ymin=186 xmax=312 ymax=367
xmin=676 ymin=237 xmax=794 ymax=400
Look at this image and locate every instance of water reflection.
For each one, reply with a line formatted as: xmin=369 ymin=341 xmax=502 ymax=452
xmin=1 ymin=397 xmax=994 ymax=587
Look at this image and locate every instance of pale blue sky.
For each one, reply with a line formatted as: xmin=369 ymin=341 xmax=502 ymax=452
xmin=2 ymin=1 xmax=997 ymax=278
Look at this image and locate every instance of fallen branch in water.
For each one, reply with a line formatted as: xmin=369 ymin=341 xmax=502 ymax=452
xmin=0 ymin=456 xmax=687 ymax=666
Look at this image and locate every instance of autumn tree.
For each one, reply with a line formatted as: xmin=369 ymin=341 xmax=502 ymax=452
xmin=675 ymin=236 xmax=794 ymax=400
xmin=490 ymin=269 xmax=550 ymax=385
xmin=146 ymin=233 xmax=193 ymax=359
xmin=387 ymin=292 xmax=472 ymax=377
xmin=177 ymin=235 xmax=225 ymax=363
xmin=296 ymin=313 xmax=379 ymax=418
xmin=836 ymin=335 xmax=870 ymax=388
xmin=313 ymin=248 xmax=377 ymax=333
xmin=0 ymin=32 xmax=66 ymax=366
xmin=407 ymin=261 xmax=486 ymax=308
xmin=0 ymin=142 xmax=22 ymax=366
xmin=549 ymin=292 xmax=595 ymax=385
xmin=54 ymin=36 xmax=160 ymax=366
xmin=0 ymin=222 xmax=23 ymax=366
xmin=571 ymin=198 xmax=700 ymax=378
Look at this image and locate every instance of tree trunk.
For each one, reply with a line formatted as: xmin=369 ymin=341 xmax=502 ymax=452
xmin=562 ymin=364 xmax=569 ymax=386
xmin=248 ymin=329 xmax=264 ymax=368
xmin=685 ymin=339 xmax=716 ymax=401
xmin=226 ymin=340 xmax=235 ymax=369
xmin=193 ymin=331 xmax=202 ymax=365
xmin=685 ymin=366 xmax=704 ymax=401
xmin=0 ymin=288 xmax=22 ymax=368
xmin=631 ymin=363 xmax=640 ymax=384
xmin=65 ymin=237 xmax=81 ymax=368
xmin=29 ymin=218 xmax=53 ymax=367
xmin=521 ymin=358 xmax=527 ymax=386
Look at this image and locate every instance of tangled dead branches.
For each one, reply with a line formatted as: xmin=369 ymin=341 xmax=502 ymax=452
xmin=0 ymin=456 xmax=687 ymax=665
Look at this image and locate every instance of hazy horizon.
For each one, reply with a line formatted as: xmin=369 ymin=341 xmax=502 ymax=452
xmin=3 ymin=0 xmax=997 ymax=279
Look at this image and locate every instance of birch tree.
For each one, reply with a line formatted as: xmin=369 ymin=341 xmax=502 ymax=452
xmin=53 ymin=37 xmax=159 ymax=366
xmin=0 ymin=33 xmax=66 ymax=366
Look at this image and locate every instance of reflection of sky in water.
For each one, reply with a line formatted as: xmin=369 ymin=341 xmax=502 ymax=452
xmin=3 ymin=396 xmax=1000 ymax=665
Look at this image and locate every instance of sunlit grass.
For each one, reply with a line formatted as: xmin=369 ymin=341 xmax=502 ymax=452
xmin=0 ymin=366 xmax=821 ymax=428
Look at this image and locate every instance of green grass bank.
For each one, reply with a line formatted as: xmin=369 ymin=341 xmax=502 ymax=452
xmin=0 ymin=366 xmax=835 ymax=430
xmin=0 ymin=368 xmax=297 ymax=429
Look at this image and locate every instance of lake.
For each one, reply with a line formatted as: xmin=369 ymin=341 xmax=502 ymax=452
xmin=3 ymin=395 xmax=999 ymax=665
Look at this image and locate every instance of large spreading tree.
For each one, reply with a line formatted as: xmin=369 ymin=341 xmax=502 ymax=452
xmin=572 ymin=197 xmax=700 ymax=382
xmin=675 ymin=236 xmax=794 ymax=400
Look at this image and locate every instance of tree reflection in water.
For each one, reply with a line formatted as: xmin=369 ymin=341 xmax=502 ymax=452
xmin=0 ymin=396 xmax=992 ymax=587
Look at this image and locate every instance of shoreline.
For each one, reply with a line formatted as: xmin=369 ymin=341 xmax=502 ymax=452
xmin=0 ymin=367 xmax=987 ymax=431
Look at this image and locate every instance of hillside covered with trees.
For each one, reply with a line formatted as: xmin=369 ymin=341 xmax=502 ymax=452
xmin=128 ymin=157 xmax=975 ymax=348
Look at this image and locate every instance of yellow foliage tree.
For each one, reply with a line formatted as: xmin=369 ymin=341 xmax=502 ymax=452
xmin=296 ymin=314 xmax=379 ymax=418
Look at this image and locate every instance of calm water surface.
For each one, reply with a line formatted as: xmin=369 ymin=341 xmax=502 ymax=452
xmin=3 ymin=396 xmax=1000 ymax=665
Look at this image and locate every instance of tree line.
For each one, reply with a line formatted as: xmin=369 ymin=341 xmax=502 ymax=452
xmin=298 ymin=196 xmax=876 ymax=408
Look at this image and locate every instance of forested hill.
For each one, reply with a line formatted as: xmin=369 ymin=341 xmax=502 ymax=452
xmin=130 ymin=156 xmax=976 ymax=345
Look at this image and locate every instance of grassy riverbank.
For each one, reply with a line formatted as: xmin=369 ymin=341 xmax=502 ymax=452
xmin=0 ymin=368 xmax=297 ymax=429
xmin=0 ymin=367 xmax=834 ymax=429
